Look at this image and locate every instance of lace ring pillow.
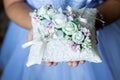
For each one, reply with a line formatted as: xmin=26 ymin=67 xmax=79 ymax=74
xmin=23 ymin=5 xmax=102 ymax=67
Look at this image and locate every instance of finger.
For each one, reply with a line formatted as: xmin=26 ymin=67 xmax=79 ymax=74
xmin=47 ymin=62 xmax=53 ymax=66
xmin=27 ymin=29 xmax=33 ymax=41
xmin=72 ymin=61 xmax=79 ymax=67
xmin=67 ymin=62 xmax=72 ymax=66
xmin=79 ymin=60 xmax=85 ymax=64
xmin=53 ymin=62 xmax=58 ymax=66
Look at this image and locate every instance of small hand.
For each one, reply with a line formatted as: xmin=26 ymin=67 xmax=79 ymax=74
xmin=47 ymin=62 xmax=58 ymax=66
xmin=27 ymin=30 xmax=85 ymax=67
xmin=47 ymin=60 xmax=85 ymax=67
xmin=67 ymin=60 xmax=85 ymax=67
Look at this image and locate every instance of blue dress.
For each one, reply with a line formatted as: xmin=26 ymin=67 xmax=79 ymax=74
xmin=0 ymin=0 xmax=120 ymax=80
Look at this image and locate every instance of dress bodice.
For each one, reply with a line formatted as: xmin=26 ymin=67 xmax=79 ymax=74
xmin=26 ymin=0 xmax=104 ymax=10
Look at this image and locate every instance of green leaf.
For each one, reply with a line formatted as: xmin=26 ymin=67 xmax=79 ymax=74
xmin=71 ymin=19 xmax=77 ymax=24
xmin=55 ymin=27 xmax=62 ymax=30
xmin=40 ymin=17 xmax=46 ymax=20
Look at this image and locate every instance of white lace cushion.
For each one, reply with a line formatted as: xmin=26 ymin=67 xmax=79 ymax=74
xmin=26 ymin=8 xmax=102 ymax=67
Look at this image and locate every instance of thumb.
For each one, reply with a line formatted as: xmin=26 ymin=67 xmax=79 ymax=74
xmin=27 ymin=29 xmax=33 ymax=41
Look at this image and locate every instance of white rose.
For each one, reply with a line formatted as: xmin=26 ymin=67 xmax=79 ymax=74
xmin=37 ymin=7 xmax=50 ymax=20
xmin=47 ymin=9 xmax=57 ymax=18
xmin=62 ymin=22 xmax=78 ymax=35
xmin=53 ymin=13 xmax=67 ymax=27
xmin=38 ymin=6 xmax=47 ymax=16
xmin=72 ymin=31 xmax=84 ymax=44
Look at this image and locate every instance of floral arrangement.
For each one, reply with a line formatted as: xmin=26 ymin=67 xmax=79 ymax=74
xmin=22 ymin=4 xmax=102 ymax=67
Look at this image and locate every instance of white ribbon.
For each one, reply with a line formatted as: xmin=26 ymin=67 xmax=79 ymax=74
xmin=22 ymin=41 xmax=42 ymax=48
xmin=78 ymin=16 xmax=88 ymax=24
xmin=22 ymin=40 xmax=49 ymax=67
xmin=22 ymin=41 xmax=34 ymax=48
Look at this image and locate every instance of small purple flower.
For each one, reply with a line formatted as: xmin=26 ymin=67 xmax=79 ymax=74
xmin=66 ymin=6 xmax=72 ymax=16
xmin=71 ymin=44 xmax=80 ymax=51
xmin=48 ymin=25 xmax=53 ymax=29
xmin=82 ymin=27 xmax=90 ymax=36
xmin=67 ymin=16 xmax=73 ymax=21
xmin=47 ymin=24 xmax=54 ymax=29
xmin=72 ymin=14 xmax=77 ymax=18
xmin=66 ymin=11 xmax=71 ymax=16
xmin=33 ymin=17 xmax=40 ymax=22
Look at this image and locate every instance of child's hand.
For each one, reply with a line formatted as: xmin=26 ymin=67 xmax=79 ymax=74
xmin=27 ymin=30 xmax=85 ymax=67
xmin=46 ymin=61 xmax=85 ymax=67
xmin=67 ymin=61 xmax=85 ymax=67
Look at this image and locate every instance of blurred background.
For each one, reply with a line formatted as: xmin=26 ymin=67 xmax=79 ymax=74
xmin=0 ymin=0 xmax=9 ymax=77
xmin=0 ymin=0 xmax=9 ymax=47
